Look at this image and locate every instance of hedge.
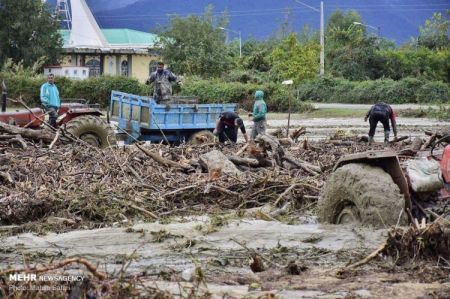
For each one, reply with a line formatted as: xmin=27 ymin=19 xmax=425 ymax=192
xmin=297 ymin=76 xmax=450 ymax=104
xmin=3 ymin=73 xmax=449 ymax=112
xmin=178 ymin=79 xmax=297 ymax=112
xmin=1 ymin=73 xmax=148 ymax=107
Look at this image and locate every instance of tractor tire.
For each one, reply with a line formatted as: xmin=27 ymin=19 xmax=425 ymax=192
xmin=318 ymin=163 xmax=407 ymax=228
xmin=65 ymin=115 xmax=117 ymax=148
xmin=188 ymin=130 xmax=216 ymax=145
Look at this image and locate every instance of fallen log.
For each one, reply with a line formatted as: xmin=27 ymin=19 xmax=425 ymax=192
xmin=255 ymin=134 xmax=285 ymax=167
xmin=283 ymin=155 xmax=322 ymax=173
xmin=199 ymin=150 xmax=242 ymax=176
xmin=0 ymin=122 xmax=55 ymax=143
xmin=411 ymin=137 xmax=423 ymax=151
xmin=389 ymin=136 xmax=409 ymax=144
xmin=136 ymin=143 xmax=193 ymax=173
xmin=227 ymin=155 xmax=260 ymax=167
xmin=421 ymin=133 xmax=437 ymax=150
xmin=290 ymin=127 xmax=306 ymax=142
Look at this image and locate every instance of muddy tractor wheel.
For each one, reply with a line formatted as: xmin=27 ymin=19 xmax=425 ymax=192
xmin=65 ymin=115 xmax=117 ymax=148
xmin=318 ymin=163 xmax=407 ymax=228
xmin=188 ymin=130 xmax=216 ymax=145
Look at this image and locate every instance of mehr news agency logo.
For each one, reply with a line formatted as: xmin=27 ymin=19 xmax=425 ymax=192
xmin=9 ymin=272 xmax=85 ymax=282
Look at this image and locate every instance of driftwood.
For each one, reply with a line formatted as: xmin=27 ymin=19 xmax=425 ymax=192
xmin=389 ymin=136 xmax=409 ymax=144
xmin=227 ymin=155 xmax=260 ymax=167
xmin=199 ymin=150 xmax=242 ymax=176
xmin=136 ymin=143 xmax=193 ymax=172
xmin=421 ymin=133 xmax=437 ymax=150
xmin=290 ymin=127 xmax=306 ymax=142
xmin=0 ymin=134 xmax=27 ymax=149
xmin=283 ymin=155 xmax=321 ymax=175
xmin=0 ymin=122 xmax=55 ymax=143
xmin=255 ymin=134 xmax=285 ymax=167
xmin=411 ymin=137 xmax=423 ymax=151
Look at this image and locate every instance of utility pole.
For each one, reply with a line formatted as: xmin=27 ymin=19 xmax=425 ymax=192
xmin=320 ymin=1 xmax=324 ymax=76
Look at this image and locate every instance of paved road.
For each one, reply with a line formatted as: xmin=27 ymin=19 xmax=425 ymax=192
xmin=313 ymin=103 xmax=439 ymax=110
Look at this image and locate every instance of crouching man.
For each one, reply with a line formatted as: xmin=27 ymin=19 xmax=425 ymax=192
xmin=365 ymin=102 xmax=397 ymax=144
xmin=214 ymin=111 xmax=249 ymax=144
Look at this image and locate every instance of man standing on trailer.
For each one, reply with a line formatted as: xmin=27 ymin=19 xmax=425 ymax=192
xmin=146 ymin=62 xmax=181 ymax=103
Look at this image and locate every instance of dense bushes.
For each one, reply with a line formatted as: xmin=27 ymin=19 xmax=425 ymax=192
xmin=2 ymin=73 xmax=147 ymax=107
xmin=297 ymin=76 xmax=450 ymax=104
xmin=179 ymin=78 xmax=297 ymax=112
xmin=2 ymin=72 xmax=449 ymax=112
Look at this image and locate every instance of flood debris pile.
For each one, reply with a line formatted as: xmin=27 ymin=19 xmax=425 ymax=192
xmin=383 ymin=219 xmax=450 ymax=264
xmin=0 ymin=133 xmax=384 ymax=231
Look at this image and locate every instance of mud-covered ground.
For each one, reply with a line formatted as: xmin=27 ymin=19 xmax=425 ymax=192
xmin=1 ymin=117 xmax=449 ymax=298
xmin=1 ymin=215 xmax=449 ymax=298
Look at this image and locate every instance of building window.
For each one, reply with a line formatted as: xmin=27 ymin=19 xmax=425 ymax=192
xmin=86 ymin=58 xmax=101 ymax=77
xmin=82 ymin=70 xmax=87 ymax=75
xmin=74 ymin=69 xmax=78 ymax=75
xmin=65 ymin=70 xmax=69 ymax=75
xmin=121 ymin=60 xmax=128 ymax=76
xmin=149 ymin=60 xmax=157 ymax=75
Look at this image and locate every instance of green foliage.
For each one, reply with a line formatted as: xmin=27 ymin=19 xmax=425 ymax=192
xmin=0 ymin=0 xmax=62 ymax=67
xmin=380 ymin=47 xmax=450 ymax=82
xmin=270 ymin=33 xmax=320 ymax=85
xmin=156 ymin=5 xmax=230 ymax=77
xmin=179 ymin=78 xmax=296 ymax=112
xmin=325 ymin=10 xmax=384 ymax=80
xmin=241 ymin=38 xmax=274 ymax=72
xmin=297 ymin=76 xmax=450 ymax=104
xmin=418 ymin=12 xmax=450 ymax=50
xmin=1 ymin=72 xmax=147 ymax=107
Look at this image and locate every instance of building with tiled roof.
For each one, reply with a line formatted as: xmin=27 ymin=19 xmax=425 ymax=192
xmin=46 ymin=0 xmax=160 ymax=82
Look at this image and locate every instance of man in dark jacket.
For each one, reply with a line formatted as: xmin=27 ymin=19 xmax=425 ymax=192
xmin=365 ymin=102 xmax=397 ymax=144
xmin=214 ymin=111 xmax=249 ymax=144
xmin=146 ymin=62 xmax=180 ymax=103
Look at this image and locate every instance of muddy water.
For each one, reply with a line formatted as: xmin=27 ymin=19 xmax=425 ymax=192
xmin=3 ymin=217 xmax=448 ymax=298
xmin=0 ymin=217 xmax=385 ymax=273
xmin=0 ymin=216 xmax=387 ymax=297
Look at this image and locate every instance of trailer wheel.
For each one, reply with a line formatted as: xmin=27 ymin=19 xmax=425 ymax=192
xmin=65 ymin=115 xmax=117 ymax=148
xmin=188 ymin=130 xmax=215 ymax=145
xmin=318 ymin=163 xmax=407 ymax=228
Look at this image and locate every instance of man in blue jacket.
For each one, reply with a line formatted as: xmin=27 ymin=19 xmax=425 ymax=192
xmin=249 ymin=90 xmax=267 ymax=140
xmin=40 ymin=74 xmax=61 ymax=127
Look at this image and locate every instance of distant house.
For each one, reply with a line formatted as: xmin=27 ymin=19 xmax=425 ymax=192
xmin=48 ymin=0 xmax=160 ymax=82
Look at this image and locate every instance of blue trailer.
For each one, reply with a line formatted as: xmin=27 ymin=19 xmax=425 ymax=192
xmin=110 ymin=91 xmax=237 ymax=144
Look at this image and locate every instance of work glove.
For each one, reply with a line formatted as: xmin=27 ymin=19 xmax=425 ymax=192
xmin=364 ymin=116 xmax=368 ymax=122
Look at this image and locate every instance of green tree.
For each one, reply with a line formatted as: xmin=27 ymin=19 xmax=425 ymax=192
xmin=157 ymin=5 xmax=229 ymax=77
xmin=418 ymin=12 xmax=450 ymax=50
xmin=270 ymin=33 xmax=320 ymax=85
xmin=325 ymin=10 xmax=384 ymax=80
xmin=0 ymin=0 xmax=62 ymax=67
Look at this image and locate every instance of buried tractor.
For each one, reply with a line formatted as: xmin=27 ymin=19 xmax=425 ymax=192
xmin=318 ymin=138 xmax=450 ymax=228
xmin=0 ymin=101 xmax=116 ymax=148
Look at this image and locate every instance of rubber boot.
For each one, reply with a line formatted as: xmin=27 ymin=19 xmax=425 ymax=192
xmin=368 ymin=136 xmax=373 ymax=145
xmin=384 ymin=130 xmax=390 ymax=144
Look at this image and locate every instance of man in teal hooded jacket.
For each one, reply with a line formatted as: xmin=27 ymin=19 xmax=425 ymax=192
xmin=40 ymin=73 xmax=61 ymax=127
xmin=249 ymin=90 xmax=267 ymax=140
